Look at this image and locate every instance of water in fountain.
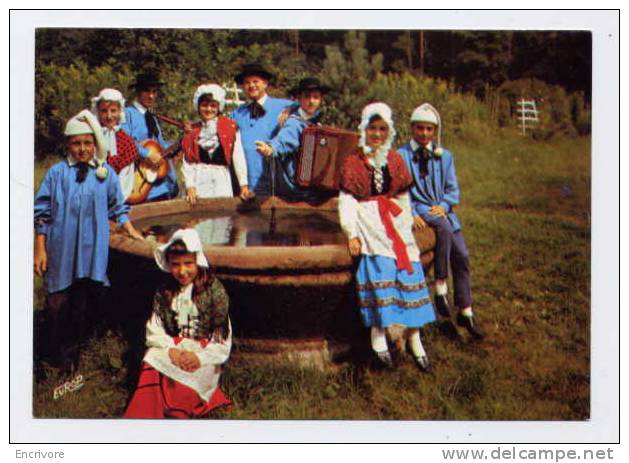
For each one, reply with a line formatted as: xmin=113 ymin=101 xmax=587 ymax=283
xmin=135 ymin=209 xmax=347 ymax=247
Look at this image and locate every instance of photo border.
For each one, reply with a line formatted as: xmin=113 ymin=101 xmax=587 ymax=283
xmin=9 ymin=9 xmax=620 ymax=444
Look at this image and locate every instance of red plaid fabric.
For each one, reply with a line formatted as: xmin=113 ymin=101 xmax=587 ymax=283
xmin=107 ymin=130 xmax=139 ymax=174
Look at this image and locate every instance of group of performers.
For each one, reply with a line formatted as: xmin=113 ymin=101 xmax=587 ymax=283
xmin=34 ymin=63 xmax=483 ymax=419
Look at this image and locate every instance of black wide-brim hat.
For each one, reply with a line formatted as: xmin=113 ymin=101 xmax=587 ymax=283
xmin=234 ymin=63 xmax=275 ymax=85
xmin=289 ymin=77 xmax=332 ymax=97
xmin=129 ymin=72 xmax=165 ymax=90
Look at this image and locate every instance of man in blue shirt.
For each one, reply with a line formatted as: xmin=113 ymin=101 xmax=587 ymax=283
xmin=398 ymin=103 xmax=484 ymax=339
xmin=255 ymin=77 xmax=334 ymax=203
xmin=122 ymin=71 xmax=179 ymax=202
xmin=230 ymin=63 xmax=293 ymax=196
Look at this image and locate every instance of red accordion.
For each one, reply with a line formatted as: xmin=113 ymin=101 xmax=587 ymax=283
xmin=296 ymin=125 xmax=360 ymax=190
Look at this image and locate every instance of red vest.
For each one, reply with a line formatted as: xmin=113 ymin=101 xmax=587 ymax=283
xmin=340 ymin=149 xmax=414 ymax=274
xmin=181 ymin=116 xmax=237 ymax=166
xmin=339 ymin=149 xmax=412 ymax=200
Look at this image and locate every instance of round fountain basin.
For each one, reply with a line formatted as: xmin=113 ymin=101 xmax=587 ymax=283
xmin=108 ymin=197 xmax=436 ymax=363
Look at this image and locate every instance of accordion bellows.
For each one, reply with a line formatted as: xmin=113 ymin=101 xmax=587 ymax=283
xmin=296 ymin=126 xmax=360 ymax=191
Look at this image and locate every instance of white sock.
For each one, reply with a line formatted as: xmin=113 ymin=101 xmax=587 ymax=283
xmin=407 ymin=328 xmax=427 ymax=358
xmin=370 ymin=326 xmax=388 ymax=353
xmin=435 ymin=281 xmax=448 ymax=296
xmin=460 ymin=306 xmax=474 ymax=317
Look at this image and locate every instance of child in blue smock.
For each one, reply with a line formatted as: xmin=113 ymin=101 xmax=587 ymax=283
xmin=34 ymin=110 xmax=144 ymax=373
xmin=230 ymin=63 xmax=294 ymax=196
xmin=398 ymin=103 xmax=484 ymax=339
xmin=255 ymin=77 xmax=334 ymax=203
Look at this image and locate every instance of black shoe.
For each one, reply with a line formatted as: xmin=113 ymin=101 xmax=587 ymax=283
xmin=413 ymin=355 xmax=431 ymax=374
xmin=435 ymin=294 xmax=451 ymax=318
xmin=438 ymin=320 xmax=462 ymax=341
xmin=374 ymin=350 xmax=394 ymax=369
xmin=456 ymin=312 xmax=485 ymax=339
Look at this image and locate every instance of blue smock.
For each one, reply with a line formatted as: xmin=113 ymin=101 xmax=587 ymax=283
xmin=34 ymin=160 xmax=130 ymax=293
xmin=122 ymin=104 xmax=178 ymax=201
xmin=398 ymin=142 xmax=462 ymax=232
xmin=231 ymin=96 xmax=293 ymax=195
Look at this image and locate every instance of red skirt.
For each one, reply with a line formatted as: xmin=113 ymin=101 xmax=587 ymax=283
xmin=124 ymin=362 xmax=232 ymax=419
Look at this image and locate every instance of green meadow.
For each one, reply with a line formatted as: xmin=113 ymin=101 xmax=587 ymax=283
xmin=32 ymin=129 xmax=590 ymax=420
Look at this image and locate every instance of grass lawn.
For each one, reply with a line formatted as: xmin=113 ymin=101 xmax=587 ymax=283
xmin=32 ymin=130 xmax=590 ymax=420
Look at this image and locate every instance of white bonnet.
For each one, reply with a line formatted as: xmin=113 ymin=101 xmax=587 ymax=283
xmin=410 ymin=102 xmax=442 ymax=152
xmin=90 ymin=88 xmax=127 ymax=124
xmin=154 ymin=228 xmax=209 ymax=272
xmin=193 ymin=84 xmax=226 ymax=112
xmin=357 ymin=102 xmax=396 ymax=166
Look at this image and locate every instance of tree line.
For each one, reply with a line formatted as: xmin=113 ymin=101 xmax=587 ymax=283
xmin=36 ymin=29 xmax=591 ymax=99
xmin=35 ymin=29 xmax=591 ymax=157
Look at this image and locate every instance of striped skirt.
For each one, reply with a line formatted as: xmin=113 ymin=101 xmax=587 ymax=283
xmin=357 ymin=255 xmax=436 ymax=328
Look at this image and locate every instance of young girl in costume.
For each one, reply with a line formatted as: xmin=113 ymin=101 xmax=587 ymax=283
xmin=91 ymin=88 xmax=139 ymax=201
xmin=34 ymin=109 xmax=143 ymax=373
xmin=338 ymin=102 xmax=436 ymax=372
xmin=181 ymin=83 xmax=252 ymax=203
xmin=124 ymin=228 xmax=232 ymax=418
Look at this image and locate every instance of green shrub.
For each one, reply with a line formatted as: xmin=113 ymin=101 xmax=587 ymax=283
xmin=571 ymin=91 xmax=592 ymax=136
xmin=496 ymin=78 xmax=590 ymax=139
xmin=365 ymin=73 xmax=494 ymax=146
xmin=35 ymin=61 xmax=134 ymax=158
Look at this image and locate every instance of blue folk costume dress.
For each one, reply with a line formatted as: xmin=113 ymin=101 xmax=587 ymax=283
xmin=231 ymin=94 xmax=293 ymax=195
xmin=338 ymin=149 xmax=436 ymax=329
xmin=122 ymin=101 xmax=179 ymax=201
xmin=267 ymin=107 xmax=333 ymax=203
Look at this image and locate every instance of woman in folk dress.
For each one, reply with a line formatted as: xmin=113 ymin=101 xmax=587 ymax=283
xmin=91 ymin=88 xmax=139 ymax=201
xmin=338 ymin=102 xmax=436 ymax=372
xmin=181 ymin=83 xmax=252 ymax=203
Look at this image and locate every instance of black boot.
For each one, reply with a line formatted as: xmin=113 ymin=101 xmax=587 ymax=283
xmin=456 ymin=312 xmax=485 ymax=339
xmin=435 ymin=294 xmax=452 ymax=318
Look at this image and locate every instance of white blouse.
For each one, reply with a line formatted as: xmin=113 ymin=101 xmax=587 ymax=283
xmin=181 ymin=120 xmax=248 ymax=193
xmin=143 ymin=284 xmax=232 ymax=401
xmin=338 ymin=190 xmax=419 ymax=262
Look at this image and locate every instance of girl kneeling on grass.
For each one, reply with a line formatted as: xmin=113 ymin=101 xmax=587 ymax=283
xmin=124 ymin=228 xmax=232 ymax=418
xmin=338 ymin=102 xmax=436 ymax=372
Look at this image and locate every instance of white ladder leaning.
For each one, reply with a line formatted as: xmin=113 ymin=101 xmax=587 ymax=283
xmin=516 ymin=98 xmax=540 ymax=135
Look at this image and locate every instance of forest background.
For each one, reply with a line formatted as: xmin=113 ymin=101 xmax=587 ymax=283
xmin=33 ymin=29 xmax=592 ymax=420
xmin=35 ymin=29 xmax=591 ymax=157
